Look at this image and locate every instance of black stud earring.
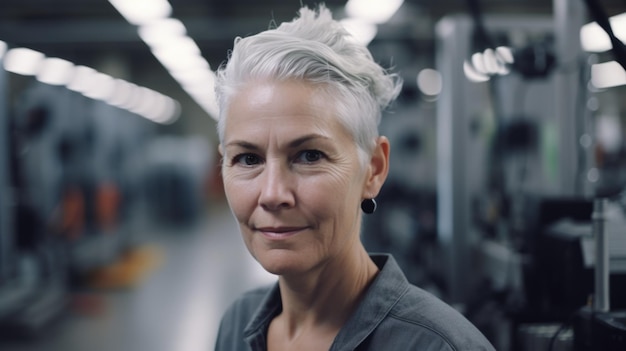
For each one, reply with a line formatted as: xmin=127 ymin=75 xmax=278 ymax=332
xmin=361 ymin=198 xmax=377 ymax=214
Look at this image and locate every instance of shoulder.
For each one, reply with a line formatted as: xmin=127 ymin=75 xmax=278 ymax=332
xmin=383 ymin=285 xmax=495 ymax=351
xmin=215 ymin=285 xmax=274 ymax=351
xmin=345 ymin=254 xmax=495 ymax=351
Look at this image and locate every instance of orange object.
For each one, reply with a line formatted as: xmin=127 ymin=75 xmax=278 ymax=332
xmin=96 ymin=182 xmax=121 ymax=232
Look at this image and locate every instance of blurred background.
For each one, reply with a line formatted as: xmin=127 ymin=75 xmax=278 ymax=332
xmin=1 ymin=0 xmax=626 ymax=350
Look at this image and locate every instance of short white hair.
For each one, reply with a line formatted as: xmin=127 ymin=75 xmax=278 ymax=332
xmin=215 ymin=5 xmax=402 ymax=165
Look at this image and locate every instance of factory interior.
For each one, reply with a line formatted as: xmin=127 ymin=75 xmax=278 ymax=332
xmin=1 ymin=0 xmax=626 ymax=350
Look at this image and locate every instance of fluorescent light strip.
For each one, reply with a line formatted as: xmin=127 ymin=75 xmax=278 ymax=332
xmin=67 ymin=65 xmax=98 ymax=93
xmin=3 ymin=47 xmax=45 ymax=76
xmin=109 ymin=0 xmax=222 ymax=120
xmin=581 ymin=12 xmax=626 ymax=52
xmin=138 ymin=18 xmax=188 ymax=47
xmin=107 ymin=79 xmax=136 ymax=108
xmin=1 ymin=44 xmax=179 ymax=124
xmin=591 ymin=60 xmax=626 ymax=89
xmin=340 ymin=18 xmax=378 ymax=45
xmin=345 ymin=0 xmax=404 ymax=25
xmin=107 ymin=0 xmax=220 ymax=120
xmin=108 ymin=0 xmax=172 ymax=26
xmin=0 ymin=40 xmax=7 ymax=60
xmin=37 ymin=57 xmax=75 ymax=86
xmin=463 ymin=60 xmax=490 ymax=82
xmin=417 ymin=68 xmax=442 ymax=96
xmin=82 ymin=72 xmax=115 ymax=101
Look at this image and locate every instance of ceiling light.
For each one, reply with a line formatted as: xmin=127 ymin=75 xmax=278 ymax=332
xmin=417 ymin=68 xmax=443 ymax=96
xmin=37 ymin=57 xmax=75 ymax=86
xmin=591 ymin=60 xmax=626 ymax=89
xmin=143 ymin=93 xmax=167 ymax=122
xmin=159 ymin=96 xmax=181 ymax=125
xmin=67 ymin=65 xmax=98 ymax=93
xmin=107 ymin=79 xmax=136 ymax=108
xmin=152 ymin=36 xmax=201 ymax=57
xmin=580 ymin=12 xmax=626 ymax=52
xmin=153 ymin=49 xmax=209 ymax=73
xmin=340 ymin=18 xmax=377 ymax=45
xmin=3 ymin=47 xmax=45 ymax=76
xmin=130 ymin=87 xmax=160 ymax=118
xmin=345 ymin=0 xmax=404 ymax=24
xmin=463 ymin=60 xmax=490 ymax=82
xmin=138 ymin=18 xmax=187 ymax=48
xmin=0 ymin=40 xmax=7 ymax=60
xmin=108 ymin=0 xmax=172 ymax=26
xmin=144 ymin=95 xmax=180 ymax=124
xmin=482 ymin=49 xmax=500 ymax=75
xmin=495 ymin=46 xmax=514 ymax=64
xmin=471 ymin=53 xmax=487 ymax=75
xmin=186 ymin=87 xmax=219 ymax=119
xmin=82 ymin=72 xmax=115 ymax=101
xmin=170 ymin=68 xmax=216 ymax=87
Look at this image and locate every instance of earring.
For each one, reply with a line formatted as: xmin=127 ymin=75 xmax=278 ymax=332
xmin=361 ymin=198 xmax=377 ymax=214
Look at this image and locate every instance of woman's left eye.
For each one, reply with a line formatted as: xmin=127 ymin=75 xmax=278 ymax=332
xmin=295 ymin=150 xmax=324 ymax=163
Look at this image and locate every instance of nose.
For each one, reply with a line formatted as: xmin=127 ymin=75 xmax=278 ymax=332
xmin=258 ymin=160 xmax=295 ymax=211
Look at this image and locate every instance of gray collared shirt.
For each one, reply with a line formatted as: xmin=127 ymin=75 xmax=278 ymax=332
xmin=215 ymin=254 xmax=495 ymax=350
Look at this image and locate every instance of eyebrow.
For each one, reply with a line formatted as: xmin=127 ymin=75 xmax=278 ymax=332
xmin=224 ymin=134 xmax=331 ymax=150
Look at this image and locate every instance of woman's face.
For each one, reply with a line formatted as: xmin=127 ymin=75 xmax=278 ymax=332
xmin=220 ymin=80 xmax=371 ymax=276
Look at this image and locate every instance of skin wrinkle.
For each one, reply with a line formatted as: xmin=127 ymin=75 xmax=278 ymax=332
xmin=221 ymin=80 xmax=364 ymax=274
xmin=220 ymin=78 xmax=390 ymax=350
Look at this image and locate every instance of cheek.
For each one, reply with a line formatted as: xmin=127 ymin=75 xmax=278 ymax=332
xmin=301 ymin=167 xmax=362 ymax=214
xmin=222 ymin=175 xmax=253 ymax=222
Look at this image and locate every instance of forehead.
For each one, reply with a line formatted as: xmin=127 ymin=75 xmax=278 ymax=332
xmin=223 ymin=80 xmax=344 ymax=142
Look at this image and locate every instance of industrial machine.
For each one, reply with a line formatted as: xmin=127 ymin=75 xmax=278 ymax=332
xmin=435 ymin=0 xmax=626 ymax=349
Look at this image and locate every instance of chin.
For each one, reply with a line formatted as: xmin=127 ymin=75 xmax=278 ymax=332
xmin=254 ymin=249 xmax=315 ymax=276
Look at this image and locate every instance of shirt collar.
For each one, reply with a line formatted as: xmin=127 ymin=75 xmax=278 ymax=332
xmin=330 ymin=254 xmax=409 ymax=349
xmin=242 ymin=254 xmax=409 ymax=350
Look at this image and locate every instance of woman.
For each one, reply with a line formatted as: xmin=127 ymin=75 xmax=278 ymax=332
xmin=214 ymin=5 xmax=495 ymax=351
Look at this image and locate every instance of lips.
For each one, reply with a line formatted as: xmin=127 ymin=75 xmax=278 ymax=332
xmin=255 ymin=226 xmax=308 ymax=239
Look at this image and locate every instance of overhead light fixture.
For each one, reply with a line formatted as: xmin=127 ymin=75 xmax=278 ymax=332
xmin=580 ymin=12 xmax=626 ymax=52
xmin=170 ymin=68 xmax=215 ymax=87
xmin=153 ymin=50 xmax=209 ymax=74
xmin=0 ymin=40 xmax=7 ymax=60
xmin=345 ymin=0 xmax=404 ymax=24
xmin=463 ymin=60 xmax=490 ymax=82
xmin=129 ymin=87 xmax=158 ymax=117
xmin=471 ymin=52 xmax=488 ymax=75
xmin=417 ymin=68 xmax=443 ymax=96
xmin=3 ymin=47 xmax=45 ymax=76
xmin=591 ymin=60 xmax=626 ymax=89
xmin=154 ymin=98 xmax=181 ymax=124
xmin=496 ymin=46 xmax=515 ymax=64
xmin=138 ymin=18 xmax=187 ymax=48
xmin=185 ymin=86 xmax=219 ymax=118
xmin=108 ymin=0 xmax=172 ymax=26
xmin=107 ymin=79 xmax=136 ymax=108
xmin=0 ymin=41 xmax=179 ymax=124
xmin=340 ymin=18 xmax=378 ymax=45
xmin=82 ymin=72 xmax=115 ymax=101
xmin=127 ymin=87 xmax=179 ymax=124
xmin=151 ymin=36 xmax=201 ymax=59
xmin=67 ymin=65 xmax=98 ymax=93
xmin=36 ymin=57 xmax=75 ymax=86
xmin=111 ymin=0 xmax=218 ymax=120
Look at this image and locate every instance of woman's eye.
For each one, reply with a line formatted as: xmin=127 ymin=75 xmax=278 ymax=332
xmin=233 ymin=153 xmax=261 ymax=166
xmin=296 ymin=150 xmax=324 ymax=163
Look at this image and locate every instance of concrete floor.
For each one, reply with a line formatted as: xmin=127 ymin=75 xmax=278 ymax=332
xmin=0 ymin=201 xmax=276 ymax=351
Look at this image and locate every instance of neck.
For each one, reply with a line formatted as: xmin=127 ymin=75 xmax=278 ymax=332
xmin=276 ymin=244 xmax=379 ymax=333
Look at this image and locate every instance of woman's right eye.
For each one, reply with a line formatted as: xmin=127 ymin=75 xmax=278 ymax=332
xmin=232 ymin=153 xmax=262 ymax=166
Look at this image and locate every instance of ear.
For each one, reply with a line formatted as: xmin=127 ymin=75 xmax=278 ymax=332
xmin=363 ymin=136 xmax=390 ymax=198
